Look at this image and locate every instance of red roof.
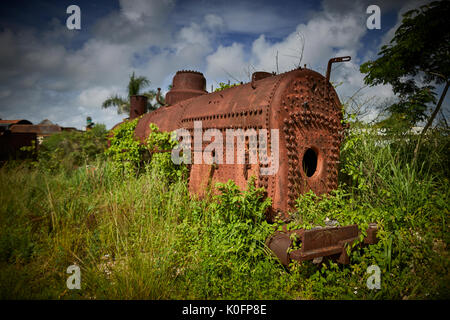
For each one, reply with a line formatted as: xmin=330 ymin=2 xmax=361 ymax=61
xmin=10 ymin=124 xmax=61 ymax=135
xmin=0 ymin=119 xmax=33 ymax=125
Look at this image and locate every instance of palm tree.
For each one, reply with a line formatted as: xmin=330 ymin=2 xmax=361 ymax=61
xmin=102 ymin=72 xmax=164 ymax=114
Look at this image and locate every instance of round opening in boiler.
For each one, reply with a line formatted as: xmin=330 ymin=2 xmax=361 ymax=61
xmin=302 ymin=148 xmax=318 ymax=177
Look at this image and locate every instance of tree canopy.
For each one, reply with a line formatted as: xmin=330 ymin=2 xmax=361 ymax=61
xmin=102 ymin=72 xmax=164 ymax=115
xmin=360 ymin=0 xmax=449 ymax=127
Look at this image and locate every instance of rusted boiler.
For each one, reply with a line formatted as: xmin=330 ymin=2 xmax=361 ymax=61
xmin=122 ymin=57 xmax=378 ymax=265
xmin=133 ymin=63 xmax=347 ymax=220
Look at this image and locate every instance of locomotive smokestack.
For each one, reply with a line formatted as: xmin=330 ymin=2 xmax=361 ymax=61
xmin=129 ymin=95 xmax=147 ymax=119
xmin=165 ymin=70 xmax=207 ymax=105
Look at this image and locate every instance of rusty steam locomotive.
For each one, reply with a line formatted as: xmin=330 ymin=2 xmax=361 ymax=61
xmin=114 ymin=56 xmax=377 ymax=265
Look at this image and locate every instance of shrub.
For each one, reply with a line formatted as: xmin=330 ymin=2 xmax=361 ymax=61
xmin=106 ymin=120 xmax=187 ymax=180
xmin=214 ymin=82 xmax=241 ymax=92
xmin=104 ymin=119 xmax=147 ymax=176
xmin=172 ymin=178 xmax=293 ymax=299
xmin=0 ymin=117 xmax=448 ymax=300
xmin=289 ymin=123 xmax=450 ymax=299
xmin=38 ymin=124 xmax=108 ymax=172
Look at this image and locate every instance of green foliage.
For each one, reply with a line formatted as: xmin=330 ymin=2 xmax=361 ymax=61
xmin=19 ymin=140 xmax=37 ymax=159
xmin=360 ymin=0 xmax=449 ymax=126
xmin=106 ymin=120 xmax=186 ymax=180
xmin=0 ymin=161 xmax=190 ymax=299
xmin=173 ymin=178 xmax=290 ymax=299
xmin=127 ymin=72 xmax=150 ymax=98
xmin=101 ymin=94 xmax=129 ymax=114
xmin=105 ymin=118 xmax=147 ymax=175
xmin=38 ymin=124 xmax=108 ymax=172
xmin=0 ymin=116 xmax=448 ymax=300
xmin=386 ymin=88 xmax=436 ymax=126
xmin=146 ymin=123 xmax=188 ymax=182
xmin=102 ymin=72 xmax=163 ymax=114
xmin=199 ymin=179 xmax=273 ymax=266
xmin=0 ymin=163 xmax=294 ymax=299
xmin=214 ymin=82 xmax=241 ymax=92
xmin=289 ymin=124 xmax=449 ymax=299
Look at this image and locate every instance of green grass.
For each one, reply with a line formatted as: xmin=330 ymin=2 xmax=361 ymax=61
xmin=0 ymin=125 xmax=448 ymax=299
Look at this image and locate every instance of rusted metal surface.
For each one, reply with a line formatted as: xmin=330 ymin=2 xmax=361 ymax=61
xmin=0 ymin=131 xmax=37 ymax=161
xmin=165 ymin=70 xmax=207 ymax=106
xmin=326 ymin=56 xmax=351 ymax=83
xmin=251 ymin=71 xmax=273 ymax=88
xmin=0 ymin=119 xmax=33 ymax=125
xmin=364 ymin=223 xmax=378 ymax=245
xmin=129 ymin=95 xmax=148 ymax=120
xmin=1 ymin=119 xmax=79 ymax=150
xmin=134 ymin=66 xmax=347 ymax=221
xmin=156 ymin=88 xmax=165 ymax=106
xmin=267 ymin=224 xmax=378 ymax=265
xmin=10 ymin=124 xmax=62 ymax=137
xmin=111 ymin=58 xmax=382 ymax=264
xmin=0 ymin=119 xmax=33 ymax=132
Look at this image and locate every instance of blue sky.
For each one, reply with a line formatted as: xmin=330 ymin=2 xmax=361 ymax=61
xmin=0 ymin=0 xmax=445 ymax=129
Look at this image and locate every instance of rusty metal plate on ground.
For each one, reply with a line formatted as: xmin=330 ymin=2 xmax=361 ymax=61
xmin=267 ymin=224 xmax=378 ymax=266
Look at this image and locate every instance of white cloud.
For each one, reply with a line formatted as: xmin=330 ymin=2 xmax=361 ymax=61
xmin=0 ymin=0 xmax=178 ymax=129
xmin=204 ymin=14 xmax=225 ymax=31
xmin=176 ymin=22 xmax=211 ymax=51
xmin=1 ymin=0 xmax=419 ymax=128
xmin=246 ymin=3 xmax=367 ymax=75
xmin=78 ymin=87 xmax=119 ymax=109
xmin=206 ymin=43 xmax=246 ymax=81
xmin=119 ymin=0 xmax=175 ymax=23
xmin=203 ymin=0 xmax=397 ymax=121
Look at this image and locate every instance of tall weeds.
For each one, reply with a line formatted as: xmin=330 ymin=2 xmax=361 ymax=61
xmin=0 ymin=124 xmax=448 ymax=299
